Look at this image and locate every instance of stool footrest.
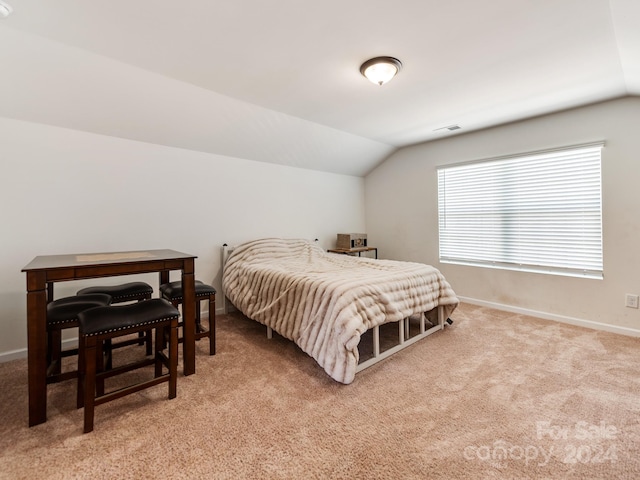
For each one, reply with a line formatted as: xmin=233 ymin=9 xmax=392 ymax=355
xmin=96 ymin=357 xmax=157 ymax=381
xmin=109 ymin=336 xmax=151 ymax=350
xmin=95 ymin=376 xmax=171 ymax=407
xmin=46 ymin=370 xmax=77 ymax=384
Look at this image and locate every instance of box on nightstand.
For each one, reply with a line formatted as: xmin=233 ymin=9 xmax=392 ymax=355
xmin=336 ymin=233 xmax=368 ymax=249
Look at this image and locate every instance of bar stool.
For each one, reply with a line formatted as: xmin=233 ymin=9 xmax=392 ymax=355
xmin=77 ymin=282 xmax=154 ymax=357
xmin=46 ymin=294 xmax=113 ymax=383
xmin=160 ymin=280 xmax=216 ymax=355
xmin=77 ymin=298 xmax=179 ymax=433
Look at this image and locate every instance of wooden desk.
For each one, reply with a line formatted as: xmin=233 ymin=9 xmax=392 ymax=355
xmin=327 ymin=246 xmax=378 ymax=259
xmin=22 ymin=249 xmax=197 ymax=427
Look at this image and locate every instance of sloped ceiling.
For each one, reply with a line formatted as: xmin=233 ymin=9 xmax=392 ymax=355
xmin=0 ymin=0 xmax=638 ymax=176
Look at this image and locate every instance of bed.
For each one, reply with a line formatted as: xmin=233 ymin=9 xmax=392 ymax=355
xmin=222 ymin=238 xmax=459 ymax=384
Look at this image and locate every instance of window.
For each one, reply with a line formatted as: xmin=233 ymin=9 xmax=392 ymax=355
xmin=437 ymin=143 xmax=604 ymax=279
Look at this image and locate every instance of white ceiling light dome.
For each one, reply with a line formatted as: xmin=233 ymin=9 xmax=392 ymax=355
xmin=0 ymin=1 xmax=13 ymax=18
xmin=360 ymin=57 xmax=402 ymax=86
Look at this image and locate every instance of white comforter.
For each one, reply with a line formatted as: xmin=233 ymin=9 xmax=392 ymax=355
xmin=222 ymin=238 xmax=458 ymax=384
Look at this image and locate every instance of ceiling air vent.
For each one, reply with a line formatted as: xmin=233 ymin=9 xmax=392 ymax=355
xmin=434 ymin=124 xmax=461 ymax=132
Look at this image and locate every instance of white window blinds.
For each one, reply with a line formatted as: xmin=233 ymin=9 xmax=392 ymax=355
xmin=437 ymin=143 xmax=604 ymax=279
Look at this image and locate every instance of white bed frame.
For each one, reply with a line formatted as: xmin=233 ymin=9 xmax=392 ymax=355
xmin=356 ymin=306 xmax=446 ymax=373
xmin=221 ymin=242 xmax=448 ymax=374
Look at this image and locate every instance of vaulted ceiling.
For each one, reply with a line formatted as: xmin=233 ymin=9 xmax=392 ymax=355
xmin=1 ymin=0 xmax=638 ymax=176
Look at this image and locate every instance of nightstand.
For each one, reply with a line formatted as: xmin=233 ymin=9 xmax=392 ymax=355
xmin=327 ymin=246 xmax=378 ymax=259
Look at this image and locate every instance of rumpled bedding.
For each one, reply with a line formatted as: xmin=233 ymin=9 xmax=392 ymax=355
xmin=222 ymin=238 xmax=458 ymax=384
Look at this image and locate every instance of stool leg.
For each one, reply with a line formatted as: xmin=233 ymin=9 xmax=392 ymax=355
xmin=195 ymin=301 xmax=203 ymax=334
xmin=161 ymin=299 xmax=180 ymax=350
xmin=96 ymin=340 xmax=106 ymax=397
xmin=209 ymin=295 xmax=216 ymax=356
xmin=144 ymin=329 xmax=153 ymax=356
xmin=104 ymin=338 xmax=113 ymax=370
xmin=136 ymin=330 xmax=151 ymax=354
xmin=49 ymin=329 xmax=63 ymax=375
xmin=83 ymin=336 xmax=98 ymax=433
xmin=155 ymin=326 xmax=164 ymax=378
xmin=169 ymin=319 xmax=178 ymax=399
xmin=141 ymin=296 xmax=153 ymax=356
xmin=77 ymin=335 xmax=86 ymax=409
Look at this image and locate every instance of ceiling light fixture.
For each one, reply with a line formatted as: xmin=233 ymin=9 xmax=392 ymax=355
xmin=360 ymin=56 xmax=402 ymax=86
xmin=0 ymin=1 xmax=13 ymax=18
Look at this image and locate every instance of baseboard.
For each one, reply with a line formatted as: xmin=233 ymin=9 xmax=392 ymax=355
xmin=459 ymin=296 xmax=640 ymax=337
xmin=0 ymin=347 xmax=29 ymax=363
xmin=0 ymin=337 xmax=79 ymax=363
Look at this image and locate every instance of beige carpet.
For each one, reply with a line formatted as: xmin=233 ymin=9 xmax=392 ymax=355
xmin=1 ymin=302 xmax=640 ymax=479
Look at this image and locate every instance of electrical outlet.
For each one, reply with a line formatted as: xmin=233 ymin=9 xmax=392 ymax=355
xmin=625 ymin=294 xmax=639 ymax=309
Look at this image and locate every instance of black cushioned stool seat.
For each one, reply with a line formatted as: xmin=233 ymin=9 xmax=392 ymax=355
xmin=77 ymin=298 xmax=179 ymax=433
xmin=77 ymin=282 xmax=153 ymax=303
xmin=160 ymin=280 xmax=216 ymax=355
xmin=46 ymin=293 xmax=113 ymax=383
xmin=77 ymin=281 xmax=154 ymax=357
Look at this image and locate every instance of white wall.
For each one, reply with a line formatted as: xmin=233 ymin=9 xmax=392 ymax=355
xmin=0 ymin=117 xmax=366 ymax=356
xmin=365 ymin=96 xmax=640 ymax=333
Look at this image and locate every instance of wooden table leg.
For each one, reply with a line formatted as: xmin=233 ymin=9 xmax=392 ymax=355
xmin=26 ymin=271 xmax=48 ymax=426
xmin=159 ymin=270 xmax=170 ymax=288
xmin=181 ymin=258 xmax=196 ymax=376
